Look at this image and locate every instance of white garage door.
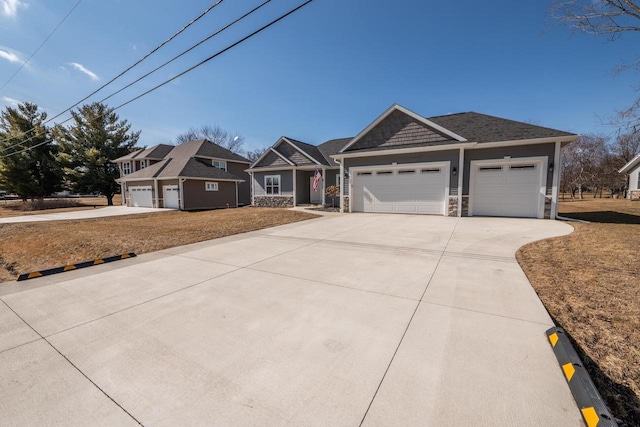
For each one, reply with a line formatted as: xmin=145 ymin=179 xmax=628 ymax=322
xmin=471 ymin=161 xmax=544 ymax=218
xmin=351 ymin=164 xmax=448 ymax=215
xmin=129 ymin=185 xmax=153 ymax=208
xmin=163 ymin=185 xmax=179 ymax=209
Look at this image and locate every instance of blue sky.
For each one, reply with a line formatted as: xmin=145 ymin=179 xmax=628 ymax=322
xmin=0 ymin=0 xmax=638 ymax=152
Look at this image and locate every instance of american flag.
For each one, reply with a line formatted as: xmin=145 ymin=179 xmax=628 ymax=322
xmin=313 ymin=168 xmax=322 ymax=191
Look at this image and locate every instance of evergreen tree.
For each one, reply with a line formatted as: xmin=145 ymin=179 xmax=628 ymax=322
xmin=0 ymin=102 xmax=62 ymax=201
xmin=55 ymin=102 xmax=140 ymax=205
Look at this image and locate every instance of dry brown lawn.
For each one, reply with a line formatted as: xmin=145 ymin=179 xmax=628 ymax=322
xmin=0 ymin=207 xmax=317 ymax=280
xmin=0 ymin=195 xmax=122 ymax=218
xmin=517 ymin=197 xmax=640 ymax=425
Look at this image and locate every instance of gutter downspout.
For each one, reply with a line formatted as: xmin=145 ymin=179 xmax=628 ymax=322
xmin=338 ymin=159 xmax=344 ymax=212
xmin=458 ymin=148 xmax=464 ymax=217
xmin=551 ymin=141 xmax=561 ymax=220
xmin=235 ymin=182 xmax=239 ymax=207
xmin=293 ymin=168 xmax=297 ymax=207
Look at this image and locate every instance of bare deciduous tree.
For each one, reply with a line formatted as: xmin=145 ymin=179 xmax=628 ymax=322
xmin=244 ymin=148 xmax=266 ymax=163
xmin=552 ymin=0 xmax=640 ymax=131
xmin=175 ymin=125 xmax=245 ymax=153
xmin=561 ymin=134 xmax=608 ymax=199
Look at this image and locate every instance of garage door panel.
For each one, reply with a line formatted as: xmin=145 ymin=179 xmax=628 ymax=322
xmin=471 ymin=161 xmax=542 ymax=218
xmin=351 ymin=165 xmax=447 ymax=215
xmin=129 ymin=186 xmax=153 ymax=208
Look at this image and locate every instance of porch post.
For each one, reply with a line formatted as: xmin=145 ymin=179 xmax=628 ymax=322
xmin=339 ymin=160 xmax=344 ymax=212
xmin=154 ymin=179 xmax=159 ymax=209
xmin=551 ymin=141 xmax=561 ymax=220
xmin=458 ymin=148 xmax=464 ymax=217
xmin=321 ymin=167 xmax=326 ymax=206
xmin=293 ymin=169 xmax=297 ymax=207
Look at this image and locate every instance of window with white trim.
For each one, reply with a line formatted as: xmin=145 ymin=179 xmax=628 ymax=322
xmin=140 ymin=160 xmax=146 ymax=170
xmin=212 ymin=160 xmax=227 ymax=171
xmin=123 ymin=162 xmax=131 ymax=175
xmin=205 ymin=182 xmax=219 ymax=191
xmin=265 ymin=175 xmax=280 ymax=195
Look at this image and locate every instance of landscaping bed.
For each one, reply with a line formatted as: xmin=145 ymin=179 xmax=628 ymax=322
xmin=0 ymin=208 xmax=317 ymax=281
xmin=517 ymin=198 xmax=640 ymax=426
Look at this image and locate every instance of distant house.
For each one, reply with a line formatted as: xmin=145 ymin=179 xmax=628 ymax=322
xmin=113 ymin=139 xmax=251 ymax=210
xmin=619 ymin=153 xmax=640 ymax=200
xmin=247 ymin=104 xmax=579 ymax=219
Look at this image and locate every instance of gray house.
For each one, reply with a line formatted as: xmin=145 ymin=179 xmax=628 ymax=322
xmin=619 ymin=153 xmax=640 ymax=200
xmin=248 ymin=104 xmax=579 ymax=219
xmin=113 ymin=139 xmax=251 ymax=210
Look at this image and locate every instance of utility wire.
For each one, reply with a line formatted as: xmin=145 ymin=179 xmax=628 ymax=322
xmin=0 ymin=0 xmax=84 ymax=93
xmin=0 ymin=0 xmax=315 ymax=159
xmin=96 ymin=0 xmax=272 ymax=106
xmin=0 ymin=0 xmax=225 ymax=150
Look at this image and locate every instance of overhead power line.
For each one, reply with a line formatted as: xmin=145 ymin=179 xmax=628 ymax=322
xmin=0 ymin=0 xmax=226 ymax=150
xmin=0 ymin=0 xmax=315 ymax=160
xmin=0 ymin=0 xmax=84 ymax=93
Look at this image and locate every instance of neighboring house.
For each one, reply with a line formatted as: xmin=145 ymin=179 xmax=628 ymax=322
xmin=247 ymin=136 xmax=351 ymax=208
xmin=248 ymin=104 xmax=579 ymax=219
xmin=113 ymin=139 xmax=251 ymax=210
xmin=619 ymin=153 xmax=640 ymax=200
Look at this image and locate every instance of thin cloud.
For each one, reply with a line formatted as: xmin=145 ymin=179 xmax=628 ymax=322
xmin=1 ymin=96 xmax=20 ymax=107
xmin=1 ymin=0 xmax=28 ymax=18
xmin=68 ymin=62 xmax=99 ymax=81
xmin=0 ymin=48 xmax=23 ymax=64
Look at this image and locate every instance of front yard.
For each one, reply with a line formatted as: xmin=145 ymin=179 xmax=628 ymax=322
xmin=0 ymin=207 xmax=317 ymax=282
xmin=518 ymin=198 xmax=640 ymax=426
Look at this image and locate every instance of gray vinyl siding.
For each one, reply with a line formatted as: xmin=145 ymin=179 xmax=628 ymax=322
xmin=344 ymin=150 xmax=459 ymax=195
xmin=254 ymin=150 xmax=289 ymax=168
xmin=252 ymin=170 xmax=294 ymax=196
xmin=463 ymin=143 xmax=555 ymax=194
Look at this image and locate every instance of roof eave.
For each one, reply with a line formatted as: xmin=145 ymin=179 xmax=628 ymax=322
xmin=619 ymin=152 xmax=640 ymax=173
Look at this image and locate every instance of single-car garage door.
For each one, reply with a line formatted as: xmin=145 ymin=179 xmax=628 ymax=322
xmin=129 ymin=185 xmax=153 ymax=208
xmin=163 ymin=185 xmax=179 ymax=209
xmin=470 ymin=159 xmax=545 ymax=218
xmin=351 ymin=163 xmax=449 ymax=215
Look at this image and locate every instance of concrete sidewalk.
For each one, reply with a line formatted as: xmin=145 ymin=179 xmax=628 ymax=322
xmin=0 ymin=214 xmax=582 ymax=426
xmin=0 ymin=205 xmax=169 ymax=223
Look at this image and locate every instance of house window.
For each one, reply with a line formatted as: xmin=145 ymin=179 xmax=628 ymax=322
xmin=265 ymin=175 xmax=280 ymax=195
xmin=140 ymin=160 xmax=146 ymax=170
xmin=212 ymin=160 xmax=227 ymax=171
xmin=123 ymin=162 xmax=131 ymax=175
xmin=205 ymin=182 xmax=219 ymax=191
xmin=336 ymin=174 xmax=341 ymax=188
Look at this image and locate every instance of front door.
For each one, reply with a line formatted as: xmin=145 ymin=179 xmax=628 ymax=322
xmin=310 ymin=176 xmax=322 ymax=204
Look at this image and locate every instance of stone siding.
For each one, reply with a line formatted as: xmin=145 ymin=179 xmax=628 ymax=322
xmin=461 ymin=196 xmax=469 ymax=217
xmin=544 ymin=196 xmax=552 ymax=219
xmin=342 ymin=196 xmax=350 ymax=212
xmin=631 ymin=190 xmax=640 ymax=201
xmin=448 ymin=196 xmax=459 ymax=217
xmin=254 ymin=196 xmax=294 ymax=208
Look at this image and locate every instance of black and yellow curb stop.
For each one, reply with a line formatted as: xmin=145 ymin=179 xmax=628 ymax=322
xmin=546 ymin=327 xmax=618 ymax=427
xmin=17 ymin=253 xmax=137 ymax=282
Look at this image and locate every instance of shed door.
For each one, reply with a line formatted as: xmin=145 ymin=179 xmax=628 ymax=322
xmin=351 ymin=165 xmax=447 ymax=215
xmin=471 ymin=162 xmax=543 ymax=218
xmin=129 ymin=186 xmax=153 ymax=208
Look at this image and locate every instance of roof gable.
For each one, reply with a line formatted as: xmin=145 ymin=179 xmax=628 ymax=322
xmin=343 ymin=108 xmax=459 ymax=153
xmin=275 ymin=138 xmax=319 ymax=166
xmin=252 ymin=147 xmax=293 ymax=168
xmin=619 ymin=153 xmax=640 ymax=174
xmin=340 ymin=104 xmax=466 ymax=153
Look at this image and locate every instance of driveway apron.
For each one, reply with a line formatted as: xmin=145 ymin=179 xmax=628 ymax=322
xmin=0 ymin=214 xmax=582 ymax=426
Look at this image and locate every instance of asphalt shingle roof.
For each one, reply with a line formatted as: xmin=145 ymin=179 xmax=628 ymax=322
xmin=117 ymin=139 xmax=246 ymax=181
xmin=427 ymin=112 xmax=575 ymax=143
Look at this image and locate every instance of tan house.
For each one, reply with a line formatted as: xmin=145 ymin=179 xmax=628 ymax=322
xmin=113 ymin=139 xmax=251 ymax=210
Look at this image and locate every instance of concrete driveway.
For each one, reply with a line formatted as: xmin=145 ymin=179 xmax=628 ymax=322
xmin=0 ymin=205 xmax=168 ymax=223
xmin=0 ymin=214 xmax=583 ymax=426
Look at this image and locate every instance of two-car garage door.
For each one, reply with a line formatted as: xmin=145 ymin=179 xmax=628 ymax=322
xmin=129 ymin=186 xmax=152 ymax=207
xmin=351 ymin=164 xmax=448 ymax=215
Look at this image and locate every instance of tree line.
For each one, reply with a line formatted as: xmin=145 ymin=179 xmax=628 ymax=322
xmin=561 ymin=132 xmax=639 ymax=199
xmin=0 ymin=102 xmax=139 ymax=206
xmin=0 ymin=102 xmax=266 ymax=206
